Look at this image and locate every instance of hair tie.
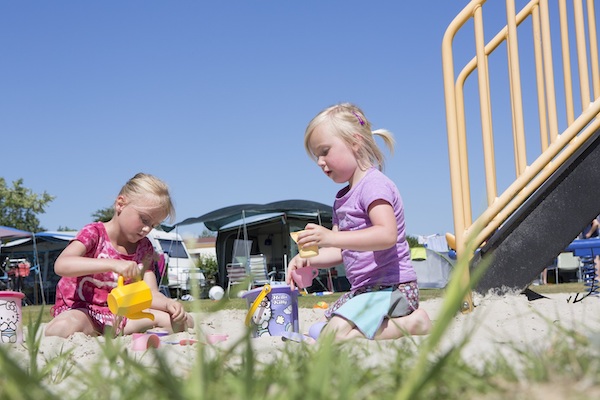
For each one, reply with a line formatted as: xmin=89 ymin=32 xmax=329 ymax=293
xmin=352 ymin=112 xmax=365 ymax=126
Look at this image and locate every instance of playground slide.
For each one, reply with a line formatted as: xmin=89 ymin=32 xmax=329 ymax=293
xmin=471 ymin=128 xmax=600 ymax=294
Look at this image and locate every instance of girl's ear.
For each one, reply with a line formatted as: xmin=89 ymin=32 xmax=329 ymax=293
xmin=115 ymin=195 xmax=127 ymax=213
xmin=351 ymin=133 xmax=364 ymax=152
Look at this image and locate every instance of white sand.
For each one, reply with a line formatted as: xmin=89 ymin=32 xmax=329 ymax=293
xmin=4 ymin=289 xmax=600 ymax=395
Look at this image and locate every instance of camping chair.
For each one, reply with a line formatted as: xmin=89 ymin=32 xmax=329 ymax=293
xmin=248 ymin=254 xmax=279 ymax=288
xmin=554 ymin=252 xmax=583 ymax=283
xmin=226 ymin=262 xmax=250 ymax=297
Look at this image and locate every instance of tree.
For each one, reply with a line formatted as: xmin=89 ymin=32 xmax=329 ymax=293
xmin=199 ymin=228 xmax=217 ymax=238
xmin=407 ymin=234 xmax=422 ymax=248
xmin=0 ymin=177 xmax=55 ymax=232
xmin=92 ymin=206 xmax=114 ymax=223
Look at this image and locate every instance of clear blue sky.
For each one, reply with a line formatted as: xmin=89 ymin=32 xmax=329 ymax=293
xmin=1 ymin=1 xmax=526 ymax=238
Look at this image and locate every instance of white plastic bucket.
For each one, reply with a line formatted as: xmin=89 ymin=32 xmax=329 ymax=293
xmin=0 ymin=291 xmax=24 ymax=344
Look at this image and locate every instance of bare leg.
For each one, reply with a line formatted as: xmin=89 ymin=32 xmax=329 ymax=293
xmin=123 ymin=309 xmax=194 ymax=335
xmin=373 ymin=308 xmax=431 ymax=340
xmin=541 ymin=268 xmax=547 ymax=285
xmin=320 ymin=315 xmax=357 ymax=340
xmin=45 ymin=309 xmax=100 ymax=338
xmin=320 ymin=308 xmax=432 ymax=341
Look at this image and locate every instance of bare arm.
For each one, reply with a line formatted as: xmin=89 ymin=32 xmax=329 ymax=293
xmin=585 ymin=219 xmax=600 ymax=238
xmin=143 ymin=270 xmax=187 ymax=322
xmin=54 ymin=240 xmax=143 ymax=280
xmin=286 ymin=200 xmax=398 ymax=289
xmin=297 ymin=200 xmax=398 ymax=252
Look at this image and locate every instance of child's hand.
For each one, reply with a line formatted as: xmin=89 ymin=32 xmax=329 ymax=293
xmin=286 ymin=255 xmax=310 ymax=290
xmin=166 ymin=299 xmax=187 ymax=323
xmin=302 ymin=223 xmax=333 ymax=248
xmin=115 ymin=261 xmax=142 ymax=280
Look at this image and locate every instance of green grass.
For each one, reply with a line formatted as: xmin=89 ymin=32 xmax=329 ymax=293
xmin=9 ymin=254 xmax=600 ymax=400
xmin=20 ymin=282 xmax=584 ymax=325
xmin=7 ymin=267 xmax=600 ymax=400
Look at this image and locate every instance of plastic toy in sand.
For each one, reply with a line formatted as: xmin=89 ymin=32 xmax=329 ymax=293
xmin=313 ymin=301 xmax=328 ymax=309
xmin=209 ymin=285 xmax=225 ymax=301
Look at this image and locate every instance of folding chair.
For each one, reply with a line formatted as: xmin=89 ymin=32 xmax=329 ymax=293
xmin=248 ymin=254 xmax=279 ymax=288
xmin=226 ymin=262 xmax=250 ymax=297
xmin=555 ymin=252 xmax=583 ymax=283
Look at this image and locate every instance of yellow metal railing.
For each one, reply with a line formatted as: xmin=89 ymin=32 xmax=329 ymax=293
xmin=442 ymin=0 xmax=600 ymax=310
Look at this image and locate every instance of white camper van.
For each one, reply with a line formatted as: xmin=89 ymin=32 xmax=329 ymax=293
xmin=146 ymin=229 xmax=205 ymax=297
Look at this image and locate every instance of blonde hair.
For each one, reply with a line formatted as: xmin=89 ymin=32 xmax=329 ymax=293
xmin=118 ymin=173 xmax=175 ymax=223
xmin=304 ymin=103 xmax=394 ymax=171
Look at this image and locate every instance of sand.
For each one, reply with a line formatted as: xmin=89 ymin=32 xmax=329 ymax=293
xmin=4 ymin=289 xmax=600 ymax=396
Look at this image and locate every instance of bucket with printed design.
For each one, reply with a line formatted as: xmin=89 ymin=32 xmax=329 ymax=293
xmin=242 ymin=284 xmax=299 ymax=337
xmin=0 ymin=291 xmax=24 ymax=344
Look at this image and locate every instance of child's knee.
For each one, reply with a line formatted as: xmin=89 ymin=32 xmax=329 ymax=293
xmin=185 ymin=313 xmax=195 ymax=329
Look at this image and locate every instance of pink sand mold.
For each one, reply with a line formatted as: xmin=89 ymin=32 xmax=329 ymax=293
xmin=206 ymin=334 xmax=228 ymax=344
xmin=131 ymin=333 xmax=161 ymax=351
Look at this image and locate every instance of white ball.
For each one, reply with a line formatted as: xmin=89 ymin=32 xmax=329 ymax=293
xmin=208 ymin=285 xmax=224 ymax=301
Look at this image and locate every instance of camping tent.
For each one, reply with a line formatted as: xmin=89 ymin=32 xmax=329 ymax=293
xmin=410 ymin=247 xmax=454 ymax=289
xmin=165 ymin=200 xmax=348 ymax=289
xmin=1 ymin=231 xmax=76 ymax=303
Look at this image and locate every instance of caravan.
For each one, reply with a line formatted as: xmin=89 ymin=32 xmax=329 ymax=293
xmin=146 ymin=229 xmax=206 ymax=297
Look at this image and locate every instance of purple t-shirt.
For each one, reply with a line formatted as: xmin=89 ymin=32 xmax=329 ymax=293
xmin=333 ymin=168 xmax=416 ymax=290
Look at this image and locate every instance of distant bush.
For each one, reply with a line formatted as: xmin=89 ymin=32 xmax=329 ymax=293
xmin=196 ymin=253 xmax=218 ymax=282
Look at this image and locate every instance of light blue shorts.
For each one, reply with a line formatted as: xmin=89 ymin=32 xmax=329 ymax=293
xmin=327 ymin=281 xmax=419 ymax=339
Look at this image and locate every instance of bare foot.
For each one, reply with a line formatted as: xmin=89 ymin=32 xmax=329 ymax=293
xmin=171 ymin=313 xmax=194 ymax=333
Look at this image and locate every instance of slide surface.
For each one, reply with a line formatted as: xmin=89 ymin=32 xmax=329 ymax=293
xmin=471 ymin=129 xmax=600 ymax=294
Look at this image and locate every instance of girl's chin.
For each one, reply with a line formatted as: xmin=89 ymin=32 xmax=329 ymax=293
xmin=129 ymin=233 xmax=145 ymax=242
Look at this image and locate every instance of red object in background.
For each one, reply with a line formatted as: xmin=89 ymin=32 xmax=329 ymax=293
xmin=17 ymin=261 xmax=30 ymax=277
xmin=6 ymin=259 xmax=30 ymax=277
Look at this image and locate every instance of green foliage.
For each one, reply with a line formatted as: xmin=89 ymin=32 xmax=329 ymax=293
xmin=57 ymin=226 xmax=77 ymax=232
xmin=0 ymin=177 xmax=55 ymax=232
xmin=406 ymin=234 xmax=422 ymax=248
xmin=199 ymin=228 xmax=217 ymax=238
xmin=92 ymin=206 xmax=114 ymax=223
xmin=195 ymin=253 xmax=218 ymax=282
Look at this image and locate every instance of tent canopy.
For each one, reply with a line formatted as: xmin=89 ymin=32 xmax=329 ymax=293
xmin=0 ymin=225 xmax=32 ymax=240
xmin=1 ymin=231 xmax=76 ymax=251
xmin=166 ymin=200 xmax=333 ymax=232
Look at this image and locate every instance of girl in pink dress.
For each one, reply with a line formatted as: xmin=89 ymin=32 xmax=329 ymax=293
xmin=45 ymin=173 xmax=194 ymax=338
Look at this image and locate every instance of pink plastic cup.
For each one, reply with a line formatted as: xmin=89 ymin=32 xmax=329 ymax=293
xmin=291 ymin=267 xmax=319 ymax=289
xmin=131 ymin=333 xmax=160 ymax=351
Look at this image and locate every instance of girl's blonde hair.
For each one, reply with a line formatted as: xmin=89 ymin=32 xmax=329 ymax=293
xmin=118 ymin=173 xmax=176 ymax=223
xmin=304 ymin=102 xmax=395 ymax=171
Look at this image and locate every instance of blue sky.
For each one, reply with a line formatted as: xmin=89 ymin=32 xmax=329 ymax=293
xmin=1 ymin=1 xmax=550 ymax=238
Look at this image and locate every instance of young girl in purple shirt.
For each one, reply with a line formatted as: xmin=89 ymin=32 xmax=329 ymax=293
xmin=287 ymin=103 xmax=431 ymax=341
